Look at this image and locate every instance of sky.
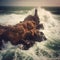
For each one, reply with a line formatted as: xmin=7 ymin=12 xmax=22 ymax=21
xmin=0 ymin=0 xmax=60 ymax=7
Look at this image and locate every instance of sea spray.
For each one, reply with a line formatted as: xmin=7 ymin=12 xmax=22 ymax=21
xmin=0 ymin=7 xmax=60 ymax=60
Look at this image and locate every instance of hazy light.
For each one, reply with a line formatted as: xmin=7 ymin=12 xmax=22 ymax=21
xmin=0 ymin=0 xmax=60 ymax=6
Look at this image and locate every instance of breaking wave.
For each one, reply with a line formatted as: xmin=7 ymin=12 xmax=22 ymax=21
xmin=0 ymin=7 xmax=60 ymax=60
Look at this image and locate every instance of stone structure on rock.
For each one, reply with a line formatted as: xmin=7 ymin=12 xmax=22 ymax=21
xmin=0 ymin=9 xmax=47 ymax=50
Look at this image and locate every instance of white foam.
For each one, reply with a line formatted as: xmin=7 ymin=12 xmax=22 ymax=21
xmin=0 ymin=7 xmax=60 ymax=60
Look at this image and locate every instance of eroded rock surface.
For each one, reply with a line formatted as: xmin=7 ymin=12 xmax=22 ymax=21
xmin=0 ymin=9 xmax=47 ymax=50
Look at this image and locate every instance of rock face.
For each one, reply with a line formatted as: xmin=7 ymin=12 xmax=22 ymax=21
xmin=0 ymin=9 xmax=47 ymax=50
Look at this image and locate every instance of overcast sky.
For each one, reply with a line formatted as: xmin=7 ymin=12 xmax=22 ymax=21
xmin=0 ymin=0 xmax=60 ymax=6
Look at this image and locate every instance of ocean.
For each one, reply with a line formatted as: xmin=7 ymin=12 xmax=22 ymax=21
xmin=0 ymin=6 xmax=60 ymax=60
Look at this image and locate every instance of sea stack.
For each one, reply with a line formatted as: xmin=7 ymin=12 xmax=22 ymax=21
xmin=0 ymin=9 xmax=47 ymax=50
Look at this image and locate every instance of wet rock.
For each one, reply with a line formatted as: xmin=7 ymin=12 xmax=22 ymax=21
xmin=0 ymin=9 xmax=47 ymax=50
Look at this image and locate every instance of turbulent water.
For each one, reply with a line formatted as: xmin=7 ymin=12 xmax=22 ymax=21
xmin=0 ymin=7 xmax=60 ymax=60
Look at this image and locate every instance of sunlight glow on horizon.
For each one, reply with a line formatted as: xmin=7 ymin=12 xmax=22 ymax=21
xmin=0 ymin=0 xmax=60 ymax=7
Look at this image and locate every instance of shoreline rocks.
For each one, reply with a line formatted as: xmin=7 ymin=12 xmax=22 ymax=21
xmin=0 ymin=9 xmax=47 ymax=50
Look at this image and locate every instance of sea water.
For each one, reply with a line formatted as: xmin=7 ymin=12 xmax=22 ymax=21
xmin=0 ymin=7 xmax=60 ymax=60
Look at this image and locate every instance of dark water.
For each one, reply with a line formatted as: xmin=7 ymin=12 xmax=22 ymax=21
xmin=42 ymin=7 xmax=60 ymax=15
xmin=0 ymin=6 xmax=33 ymax=14
xmin=0 ymin=6 xmax=60 ymax=15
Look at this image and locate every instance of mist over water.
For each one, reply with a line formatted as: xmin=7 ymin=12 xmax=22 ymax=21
xmin=0 ymin=7 xmax=60 ymax=60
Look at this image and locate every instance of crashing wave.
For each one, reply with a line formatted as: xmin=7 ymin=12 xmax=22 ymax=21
xmin=0 ymin=7 xmax=60 ymax=60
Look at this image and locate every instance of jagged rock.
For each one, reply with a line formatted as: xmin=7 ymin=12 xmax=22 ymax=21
xmin=0 ymin=9 xmax=47 ymax=50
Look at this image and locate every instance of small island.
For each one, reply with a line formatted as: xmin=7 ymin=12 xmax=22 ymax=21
xmin=0 ymin=9 xmax=47 ymax=50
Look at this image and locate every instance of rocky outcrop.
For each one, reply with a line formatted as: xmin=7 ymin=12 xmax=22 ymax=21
xmin=0 ymin=9 xmax=47 ymax=50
